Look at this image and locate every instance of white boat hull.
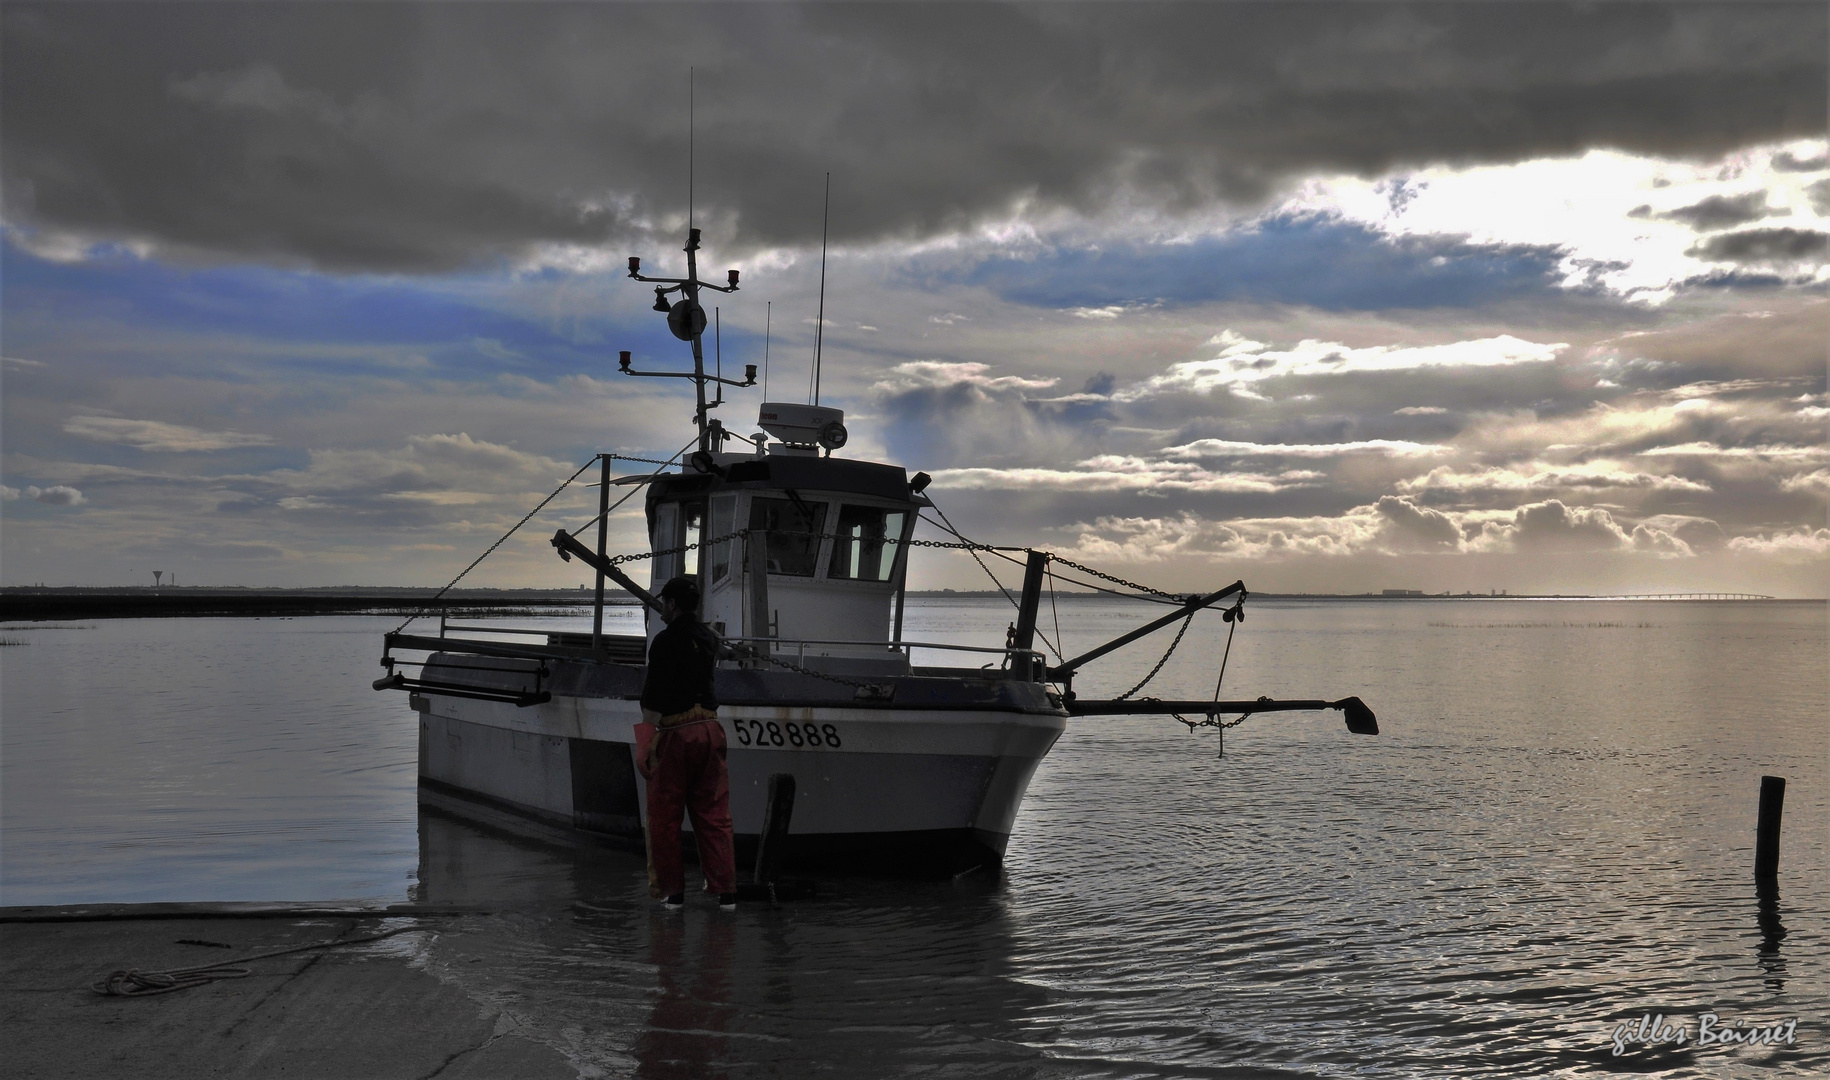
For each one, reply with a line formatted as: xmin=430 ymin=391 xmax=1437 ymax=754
xmin=413 ymin=678 xmax=1066 ymax=874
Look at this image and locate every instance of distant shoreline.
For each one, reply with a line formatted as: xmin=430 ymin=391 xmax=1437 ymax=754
xmin=0 ymin=588 xmax=608 ymax=621
xmin=0 ymin=586 xmax=1809 ymax=621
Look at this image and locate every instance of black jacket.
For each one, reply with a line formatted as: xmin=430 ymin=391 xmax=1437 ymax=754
xmin=640 ymin=615 xmax=721 ymax=715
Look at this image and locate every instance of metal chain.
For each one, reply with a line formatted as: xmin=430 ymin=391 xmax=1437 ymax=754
xmin=739 ymin=646 xmax=885 ymax=693
xmin=607 ymin=453 xmax=684 ymax=467
xmin=1042 ymin=552 xmax=1184 ymax=602
xmin=620 ymin=528 xmax=1038 ymax=567
xmin=1172 ymin=709 xmax=1254 ymax=731
xmin=1112 ymin=610 xmax=1196 ymax=701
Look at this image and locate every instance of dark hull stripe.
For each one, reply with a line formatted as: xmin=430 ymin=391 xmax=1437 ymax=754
xmin=419 ymin=776 xmax=1009 ymax=877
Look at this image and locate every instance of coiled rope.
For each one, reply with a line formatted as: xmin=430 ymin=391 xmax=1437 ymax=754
xmin=92 ymin=926 xmax=421 ymax=998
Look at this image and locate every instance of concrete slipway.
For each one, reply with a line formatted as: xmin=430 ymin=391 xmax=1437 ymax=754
xmin=1 ymin=906 xmax=578 ymax=1079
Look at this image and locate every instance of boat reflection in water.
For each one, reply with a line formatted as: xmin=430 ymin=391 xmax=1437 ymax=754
xmin=410 ymin=802 xmax=1058 ymax=1078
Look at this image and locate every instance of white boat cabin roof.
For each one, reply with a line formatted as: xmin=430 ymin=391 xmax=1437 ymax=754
xmin=641 ymin=449 xmax=928 ymax=669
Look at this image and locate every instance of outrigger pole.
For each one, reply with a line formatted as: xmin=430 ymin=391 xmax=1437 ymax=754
xmin=1010 ymin=552 xmax=1379 ymax=735
xmin=1068 ymin=695 xmax=1379 ymax=735
xmin=551 ymin=529 xmax=662 ymax=613
xmin=1046 ymin=580 xmax=1246 ymax=687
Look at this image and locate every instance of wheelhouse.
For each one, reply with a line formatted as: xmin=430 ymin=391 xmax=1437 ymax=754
xmin=643 ymin=450 xmax=925 ymax=675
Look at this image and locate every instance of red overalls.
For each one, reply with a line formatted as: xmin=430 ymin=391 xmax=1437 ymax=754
xmin=646 ymin=707 xmax=737 ymax=898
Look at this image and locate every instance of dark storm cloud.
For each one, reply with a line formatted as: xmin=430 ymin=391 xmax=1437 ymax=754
xmin=3 ymin=2 xmax=1823 ymax=272
xmin=1773 ymin=149 xmax=1830 ymax=172
xmin=1647 ymin=191 xmax=1779 ymax=231
xmin=1810 ymin=179 xmax=1830 ymax=216
xmin=953 ymin=216 xmax=1569 ymax=311
xmin=1687 ymin=227 xmax=1829 ymax=263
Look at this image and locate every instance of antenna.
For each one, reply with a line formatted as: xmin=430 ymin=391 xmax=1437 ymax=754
xmin=617 ymin=76 xmax=752 ymax=455
xmin=763 ymin=301 xmax=771 ymax=399
xmin=813 ymin=172 xmax=830 ymax=406
xmin=714 ymin=306 xmax=722 ymax=406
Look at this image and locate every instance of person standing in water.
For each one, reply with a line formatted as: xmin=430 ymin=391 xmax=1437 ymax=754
xmin=641 ymin=575 xmax=737 ymax=910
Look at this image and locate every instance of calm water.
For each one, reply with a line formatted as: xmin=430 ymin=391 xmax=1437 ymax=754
xmin=4 ymin=599 xmax=1826 ymax=1077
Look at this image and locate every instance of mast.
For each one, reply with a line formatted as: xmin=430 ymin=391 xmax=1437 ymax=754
xmin=620 ymin=238 xmax=755 ymax=454
xmin=616 ymin=80 xmax=756 ymax=457
xmin=685 ymin=229 xmax=710 ymax=452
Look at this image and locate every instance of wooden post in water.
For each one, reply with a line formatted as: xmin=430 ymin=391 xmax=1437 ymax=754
xmin=1756 ymin=775 xmax=1785 ymax=882
xmin=592 ymin=454 xmax=610 ymax=651
xmin=747 ymin=533 xmax=771 ymax=662
xmin=752 ymin=773 xmax=796 ymax=886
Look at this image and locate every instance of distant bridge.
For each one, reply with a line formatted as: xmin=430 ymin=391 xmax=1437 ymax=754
xmin=1586 ymin=592 xmax=1777 ymax=601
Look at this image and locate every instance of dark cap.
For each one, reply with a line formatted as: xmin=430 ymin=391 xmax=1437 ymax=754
xmin=659 ymin=575 xmax=701 ymax=611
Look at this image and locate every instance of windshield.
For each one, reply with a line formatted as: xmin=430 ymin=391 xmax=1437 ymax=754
xmin=748 ymin=496 xmax=826 ymax=577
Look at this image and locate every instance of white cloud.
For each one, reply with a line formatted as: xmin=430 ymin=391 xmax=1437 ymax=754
xmin=1640 ymin=442 xmax=1830 ymax=462
xmin=1779 ymin=469 xmax=1830 ymax=498
xmin=14 ymin=485 xmax=88 ymax=506
xmin=1398 ymin=462 xmax=1712 ymax=495
xmin=1726 ymin=528 xmax=1830 ymax=561
xmin=267 ymin=432 xmax=573 ymax=512
xmin=1120 ymin=330 xmax=1564 ymax=399
xmin=0 ymin=485 xmax=19 ymax=501
xmin=930 ymin=456 xmax=1311 ymax=495
xmin=1278 ymin=140 xmax=1830 ymax=303
xmin=1463 ymin=499 xmax=1680 ymax=555
xmin=63 ymin=415 xmax=275 ymax=452
xmin=1395 ymin=406 xmax=1447 ymax=415
xmin=1053 ymin=497 xmax=1701 ymax=566
xmin=873 ymin=361 xmax=1059 ymax=394
xmin=1375 ymin=495 xmax=1460 ymax=548
xmin=1166 ymin=438 xmax=1447 ymax=459
xmin=1630 ymin=524 xmax=1694 ymax=557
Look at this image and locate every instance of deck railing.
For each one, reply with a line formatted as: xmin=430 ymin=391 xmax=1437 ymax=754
xmin=424 ymin=621 xmax=1044 ymax=675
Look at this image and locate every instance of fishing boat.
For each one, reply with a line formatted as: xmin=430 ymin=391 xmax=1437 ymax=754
xmin=375 ymin=225 xmax=1377 ymax=878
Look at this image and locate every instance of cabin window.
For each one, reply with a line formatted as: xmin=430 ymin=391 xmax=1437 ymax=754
xmin=748 ymin=496 xmax=826 ymax=577
xmin=650 ymin=503 xmax=680 ymax=587
xmin=708 ymin=495 xmax=736 ymax=584
xmin=681 ymin=501 xmax=705 ymax=581
xmin=828 ymin=505 xmax=907 ymax=582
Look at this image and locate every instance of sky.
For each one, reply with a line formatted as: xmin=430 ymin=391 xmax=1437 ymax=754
xmin=2 ymin=2 xmax=1826 ymax=597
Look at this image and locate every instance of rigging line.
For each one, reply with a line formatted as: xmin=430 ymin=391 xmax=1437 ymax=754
xmin=812 ymin=172 xmax=830 ymax=406
xmin=919 ymin=500 xmax=1020 ymax=610
xmin=688 ymin=67 xmax=694 ymax=232
xmin=763 ymin=301 xmax=771 ymax=400
xmin=914 ymin=510 xmax=1024 ymax=553
xmin=915 ymin=509 xmax=1179 ymax=604
xmin=1212 ymin=610 xmax=1239 ymax=705
xmin=566 ymin=435 xmax=700 ymax=537
xmin=1045 ymin=563 xmax=1065 ymax=663
xmin=915 ymin=510 xmax=1175 ymax=606
xmin=391 ymin=455 xmax=601 ymax=635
